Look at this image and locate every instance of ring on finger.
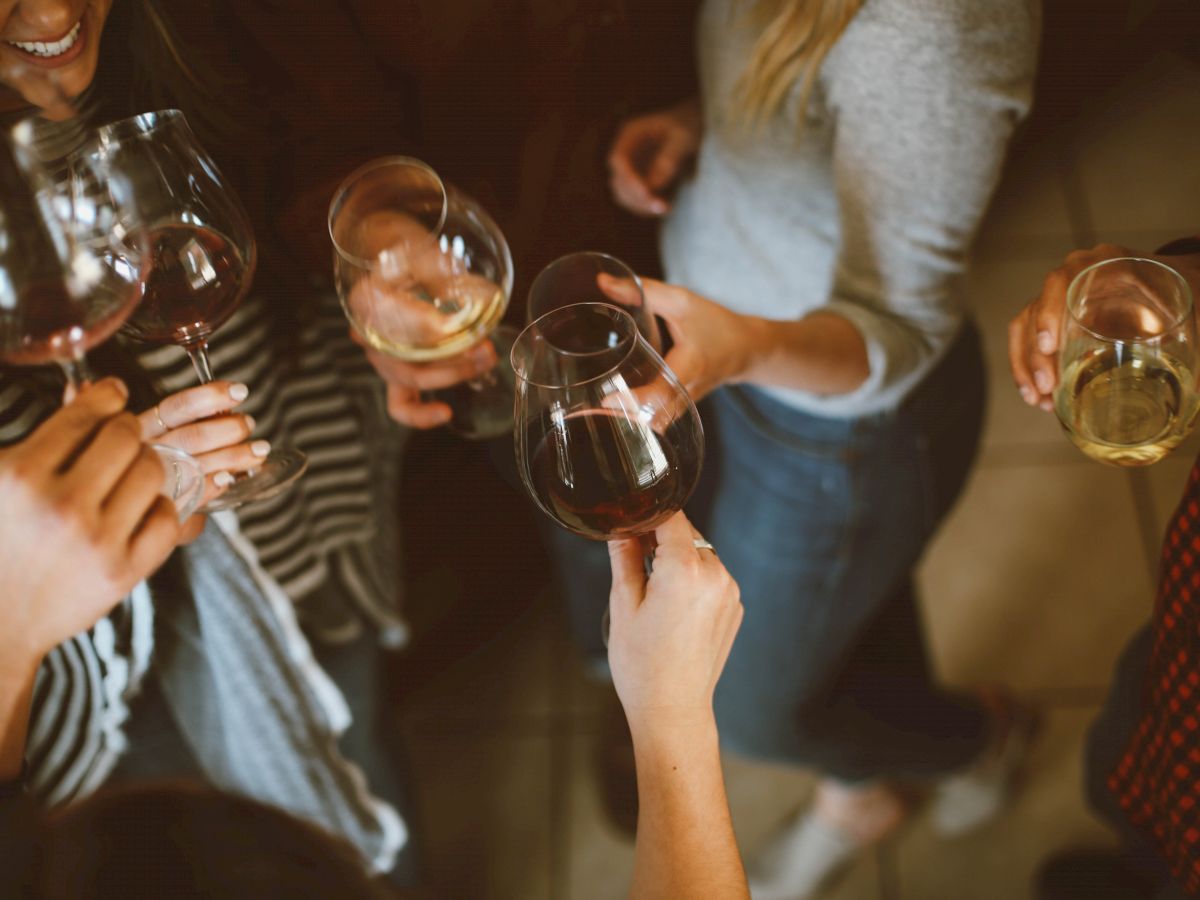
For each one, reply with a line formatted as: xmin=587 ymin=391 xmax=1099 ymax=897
xmin=153 ymin=404 xmax=169 ymax=433
xmin=693 ymin=538 xmax=717 ymax=555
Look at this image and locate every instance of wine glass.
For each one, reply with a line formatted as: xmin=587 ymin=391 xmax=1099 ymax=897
xmin=1055 ymin=257 xmax=1199 ymax=466
xmin=511 ymin=303 xmax=703 ymax=541
xmin=0 ymin=124 xmax=204 ymax=519
xmin=328 ymin=156 xmax=516 ymax=439
xmin=527 ymin=251 xmax=662 ymax=351
xmin=70 ymin=109 xmax=307 ymax=509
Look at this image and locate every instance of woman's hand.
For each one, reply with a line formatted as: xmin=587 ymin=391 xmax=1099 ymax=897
xmin=607 ymin=512 xmax=743 ymax=733
xmin=607 ymin=98 xmax=702 ymax=218
xmin=139 ymin=381 xmax=262 ymax=506
xmin=0 ymin=379 xmax=182 ymax=669
xmin=355 ymin=331 xmax=498 ymax=429
xmin=600 ymin=274 xmax=756 ymax=402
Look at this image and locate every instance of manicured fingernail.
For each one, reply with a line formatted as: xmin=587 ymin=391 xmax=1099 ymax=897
xmin=1036 ymin=331 xmax=1055 ymax=354
xmin=1020 ymin=386 xmax=1037 ymax=405
xmin=251 ymin=440 xmax=271 ymax=458
xmin=229 ymin=383 xmax=250 ymax=402
xmin=1039 ymin=399 xmax=1054 ymax=413
xmin=214 ymin=471 xmax=235 ymax=488
xmin=244 ymin=415 xmax=256 ymax=432
xmin=1034 ymin=370 xmax=1053 ymax=393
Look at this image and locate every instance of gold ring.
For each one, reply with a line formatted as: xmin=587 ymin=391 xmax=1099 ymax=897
xmin=153 ymin=404 xmax=169 ymax=433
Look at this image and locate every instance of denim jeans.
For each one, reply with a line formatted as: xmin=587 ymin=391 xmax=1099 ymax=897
xmin=552 ymin=322 xmax=990 ymax=781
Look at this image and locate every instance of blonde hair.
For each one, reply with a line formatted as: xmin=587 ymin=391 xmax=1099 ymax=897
xmin=734 ymin=0 xmax=864 ymax=131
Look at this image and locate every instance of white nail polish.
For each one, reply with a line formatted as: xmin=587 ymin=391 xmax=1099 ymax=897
xmin=229 ymin=383 xmax=250 ymax=402
xmin=214 ymin=471 xmax=235 ymax=488
xmin=251 ymin=440 xmax=271 ymax=458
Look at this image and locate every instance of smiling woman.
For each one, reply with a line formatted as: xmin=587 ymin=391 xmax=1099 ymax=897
xmin=0 ymin=0 xmax=111 ymax=116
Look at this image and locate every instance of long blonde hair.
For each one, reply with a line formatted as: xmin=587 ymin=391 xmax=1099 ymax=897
xmin=735 ymin=0 xmax=864 ymax=131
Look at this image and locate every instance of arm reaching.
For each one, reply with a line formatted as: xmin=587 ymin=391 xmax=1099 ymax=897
xmin=607 ymin=512 xmax=748 ymax=900
xmin=0 ymin=380 xmax=182 ymax=780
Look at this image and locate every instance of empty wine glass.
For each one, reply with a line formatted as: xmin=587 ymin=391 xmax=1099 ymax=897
xmin=329 ymin=156 xmax=515 ymax=439
xmin=527 ymin=251 xmax=662 ymax=351
xmin=512 ymin=302 xmax=703 ymax=541
xmin=0 ymin=125 xmax=204 ymax=519
xmin=1055 ymin=257 xmax=1199 ymax=466
xmin=70 ymin=109 xmax=308 ymax=508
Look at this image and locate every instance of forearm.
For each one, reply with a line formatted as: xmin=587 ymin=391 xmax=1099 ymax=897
xmin=738 ymin=311 xmax=869 ymax=396
xmin=0 ymin=654 xmax=39 ymax=782
xmin=628 ymin=714 xmax=748 ymax=900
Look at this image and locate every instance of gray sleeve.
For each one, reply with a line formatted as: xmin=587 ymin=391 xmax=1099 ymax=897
xmin=821 ymin=0 xmax=1040 ymax=402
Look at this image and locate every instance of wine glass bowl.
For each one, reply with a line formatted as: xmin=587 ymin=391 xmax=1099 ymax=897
xmin=72 ymin=110 xmax=256 ymax=355
xmin=0 ymin=126 xmax=144 ymax=380
xmin=512 ymin=302 xmax=703 ymax=541
xmin=1054 ymin=257 xmax=1199 ymax=466
xmin=527 ymin=251 xmax=662 ymax=351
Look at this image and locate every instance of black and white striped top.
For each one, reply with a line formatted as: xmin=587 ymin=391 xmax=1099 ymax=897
xmin=3 ymin=288 xmax=408 ymax=807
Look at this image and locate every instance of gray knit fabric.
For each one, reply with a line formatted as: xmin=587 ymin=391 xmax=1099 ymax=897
xmin=155 ymin=520 xmax=405 ymax=873
xmin=661 ymin=0 xmax=1040 ymax=416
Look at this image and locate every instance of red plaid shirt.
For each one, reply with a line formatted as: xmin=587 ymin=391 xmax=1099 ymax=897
xmin=1110 ymin=456 xmax=1200 ymax=895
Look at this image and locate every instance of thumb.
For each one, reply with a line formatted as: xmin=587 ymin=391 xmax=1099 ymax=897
xmin=608 ymin=536 xmax=647 ymax=622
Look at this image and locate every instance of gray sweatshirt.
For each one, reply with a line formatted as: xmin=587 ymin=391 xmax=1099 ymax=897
xmin=661 ymin=0 xmax=1040 ymax=417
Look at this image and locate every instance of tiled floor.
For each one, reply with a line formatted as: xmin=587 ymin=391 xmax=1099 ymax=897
xmin=395 ymin=50 xmax=1200 ymax=900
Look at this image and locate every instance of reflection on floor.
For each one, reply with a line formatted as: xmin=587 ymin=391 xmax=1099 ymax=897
xmin=392 ymin=49 xmax=1200 ymax=900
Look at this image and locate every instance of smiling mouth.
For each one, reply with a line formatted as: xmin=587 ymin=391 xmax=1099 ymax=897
xmin=6 ymin=21 xmax=83 ymax=59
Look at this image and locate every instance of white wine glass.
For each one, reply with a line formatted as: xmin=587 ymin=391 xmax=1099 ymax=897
xmin=1055 ymin=257 xmax=1198 ymax=466
xmin=328 ymin=156 xmax=515 ymax=439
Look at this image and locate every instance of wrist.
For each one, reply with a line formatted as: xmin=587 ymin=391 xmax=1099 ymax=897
xmin=627 ymin=706 xmax=718 ymax=753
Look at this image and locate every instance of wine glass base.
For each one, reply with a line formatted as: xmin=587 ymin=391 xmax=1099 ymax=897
xmin=205 ymin=448 xmax=309 ymax=511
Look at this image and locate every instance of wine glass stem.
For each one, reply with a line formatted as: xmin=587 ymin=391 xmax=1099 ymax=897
xmin=185 ymin=342 xmax=215 ymax=384
xmin=57 ymin=353 xmax=95 ymax=395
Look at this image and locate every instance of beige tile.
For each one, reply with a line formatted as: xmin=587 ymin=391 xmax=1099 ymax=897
xmin=405 ymin=730 xmax=553 ymax=899
xmin=918 ymin=461 xmax=1152 ymax=693
xmin=893 ymin=706 xmax=1116 ymax=900
xmin=563 ymin=734 xmax=636 ymax=900
xmin=723 ymin=753 xmax=884 ymax=900
xmin=399 ymin=596 xmax=557 ymax=725
xmin=1072 ymin=53 xmax=1200 ymax=236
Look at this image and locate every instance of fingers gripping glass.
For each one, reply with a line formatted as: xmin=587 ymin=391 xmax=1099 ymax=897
xmin=512 ymin=303 xmax=704 ymax=643
xmin=329 ymin=157 xmax=516 ymax=439
xmin=0 ymin=122 xmax=204 ymax=519
xmin=70 ymin=110 xmax=308 ymax=509
xmin=1054 ymin=257 xmax=1199 ymax=466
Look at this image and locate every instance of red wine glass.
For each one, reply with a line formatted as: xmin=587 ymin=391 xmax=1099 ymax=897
xmin=71 ymin=110 xmax=307 ymax=509
xmin=511 ymin=303 xmax=703 ymax=541
xmin=0 ymin=124 xmax=205 ymax=519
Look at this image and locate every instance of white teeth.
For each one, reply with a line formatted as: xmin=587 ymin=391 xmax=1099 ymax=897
xmin=7 ymin=22 xmax=81 ymax=58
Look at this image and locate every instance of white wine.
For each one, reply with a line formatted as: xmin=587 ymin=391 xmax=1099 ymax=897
xmin=356 ymin=280 xmax=507 ymax=362
xmin=1056 ymin=347 xmax=1197 ymax=466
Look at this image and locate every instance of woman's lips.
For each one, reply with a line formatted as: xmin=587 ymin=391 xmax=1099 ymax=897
xmin=5 ymin=20 xmax=86 ymax=68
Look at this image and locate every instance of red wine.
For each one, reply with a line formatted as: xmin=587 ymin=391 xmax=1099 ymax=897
xmin=0 ymin=279 xmax=139 ymax=367
xmin=123 ymin=223 xmax=245 ymax=346
xmin=528 ymin=410 xmax=701 ymax=539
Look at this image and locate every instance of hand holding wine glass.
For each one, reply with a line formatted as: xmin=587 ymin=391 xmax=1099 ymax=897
xmin=1053 ymin=257 xmax=1199 ymax=466
xmin=330 ymin=156 xmax=516 ymax=438
xmin=70 ymin=109 xmax=307 ymax=508
xmin=0 ymin=378 xmax=183 ymax=667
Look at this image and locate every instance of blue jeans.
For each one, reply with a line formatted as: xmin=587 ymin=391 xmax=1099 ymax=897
xmin=552 ymin=322 xmax=990 ymax=781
